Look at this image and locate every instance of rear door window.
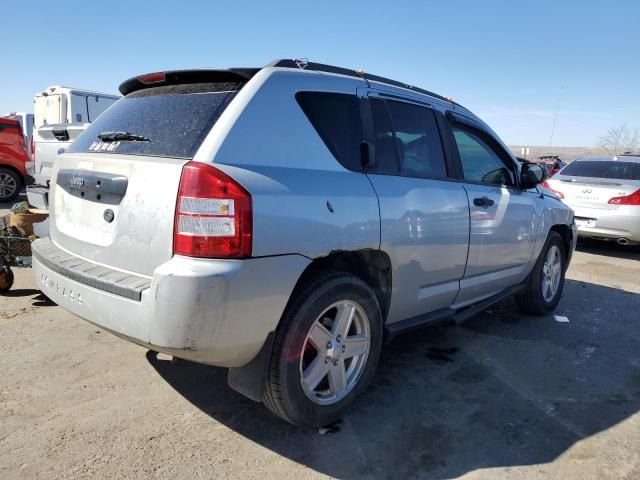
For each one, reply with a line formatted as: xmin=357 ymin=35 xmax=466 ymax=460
xmin=560 ymin=160 xmax=640 ymax=180
xmin=296 ymin=92 xmax=362 ymax=171
xmin=68 ymin=83 xmax=242 ymax=159
xmin=370 ymin=98 xmax=447 ymax=178
xmin=370 ymin=97 xmax=400 ymax=174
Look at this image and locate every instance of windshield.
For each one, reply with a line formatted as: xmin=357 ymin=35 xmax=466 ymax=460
xmin=560 ymin=160 xmax=640 ymax=181
xmin=67 ymin=82 xmax=242 ymax=159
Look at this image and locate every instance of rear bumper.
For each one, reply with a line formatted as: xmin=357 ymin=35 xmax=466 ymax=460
xmin=571 ymin=206 xmax=640 ymax=242
xmin=577 ymin=226 xmax=640 ymax=243
xmin=33 ymin=239 xmax=310 ymax=367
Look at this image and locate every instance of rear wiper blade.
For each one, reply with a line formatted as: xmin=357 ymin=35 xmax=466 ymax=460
xmin=97 ymin=131 xmax=150 ymax=142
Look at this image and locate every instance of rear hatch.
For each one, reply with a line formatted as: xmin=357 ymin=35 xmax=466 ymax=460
xmin=49 ymin=78 xmax=248 ymax=276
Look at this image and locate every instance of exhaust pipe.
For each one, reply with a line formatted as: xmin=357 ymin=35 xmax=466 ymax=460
xmin=617 ymin=237 xmax=630 ymax=246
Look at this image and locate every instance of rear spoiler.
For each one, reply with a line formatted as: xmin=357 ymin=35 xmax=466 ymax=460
xmin=118 ymin=68 xmax=260 ymax=96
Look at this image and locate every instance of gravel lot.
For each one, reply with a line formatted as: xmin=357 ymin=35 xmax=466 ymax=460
xmin=1 ymin=196 xmax=639 ymax=480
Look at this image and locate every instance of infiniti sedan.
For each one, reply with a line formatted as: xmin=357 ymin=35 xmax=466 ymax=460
xmin=544 ymin=155 xmax=640 ymax=245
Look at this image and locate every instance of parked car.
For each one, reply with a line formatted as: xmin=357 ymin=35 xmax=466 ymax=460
xmin=0 ymin=117 xmax=30 ymax=202
xmin=32 ymin=59 xmax=577 ymax=426
xmin=544 ymin=155 xmax=640 ymax=245
xmin=3 ymin=112 xmax=34 ymax=150
xmin=27 ymin=86 xmax=119 ymax=210
xmin=533 ymin=155 xmax=567 ymax=177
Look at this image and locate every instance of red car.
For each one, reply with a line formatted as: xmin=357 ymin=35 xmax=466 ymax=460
xmin=0 ymin=117 xmax=29 ymax=202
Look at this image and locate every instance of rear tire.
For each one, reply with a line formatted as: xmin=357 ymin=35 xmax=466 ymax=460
xmin=516 ymin=231 xmax=566 ymax=315
xmin=263 ymin=272 xmax=383 ymax=427
xmin=0 ymin=167 xmax=21 ymax=202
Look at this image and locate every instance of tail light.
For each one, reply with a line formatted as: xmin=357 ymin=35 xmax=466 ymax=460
xmin=174 ymin=161 xmax=252 ymax=258
xmin=608 ymin=189 xmax=640 ymax=205
xmin=30 ymin=135 xmax=35 ymax=161
xmin=541 ymin=181 xmax=565 ymax=199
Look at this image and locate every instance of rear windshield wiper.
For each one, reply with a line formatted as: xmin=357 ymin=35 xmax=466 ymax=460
xmin=98 ymin=131 xmax=150 ymax=142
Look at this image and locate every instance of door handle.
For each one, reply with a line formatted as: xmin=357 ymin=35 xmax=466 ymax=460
xmin=473 ymin=196 xmax=495 ymax=207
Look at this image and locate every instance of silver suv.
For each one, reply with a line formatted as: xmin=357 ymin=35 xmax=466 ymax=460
xmin=32 ymin=59 xmax=577 ymax=427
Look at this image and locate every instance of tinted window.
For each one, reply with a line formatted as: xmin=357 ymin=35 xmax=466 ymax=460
xmin=560 ymin=160 xmax=640 ymax=180
xmin=68 ymin=83 xmax=242 ymax=159
xmin=386 ymin=100 xmax=446 ymax=178
xmin=296 ymin=92 xmax=362 ymax=171
xmin=453 ymin=128 xmax=514 ymax=186
xmin=371 ymin=98 xmax=400 ymax=174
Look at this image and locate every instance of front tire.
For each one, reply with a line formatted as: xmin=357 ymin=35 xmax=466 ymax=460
xmin=516 ymin=231 xmax=567 ymax=314
xmin=263 ymin=272 xmax=383 ymax=427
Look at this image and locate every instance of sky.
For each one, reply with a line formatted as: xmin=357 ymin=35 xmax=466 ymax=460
xmin=2 ymin=0 xmax=639 ymax=147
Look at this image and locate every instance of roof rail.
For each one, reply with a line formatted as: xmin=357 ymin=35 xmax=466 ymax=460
xmin=266 ymin=59 xmax=460 ymax=107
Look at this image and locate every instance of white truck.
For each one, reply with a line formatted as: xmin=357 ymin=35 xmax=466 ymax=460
xmin=27 ymin=86 xmax=119 ymax=209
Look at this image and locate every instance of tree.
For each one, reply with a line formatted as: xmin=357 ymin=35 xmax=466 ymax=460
xmin=596 ymin=123 xmax=640 ymax=155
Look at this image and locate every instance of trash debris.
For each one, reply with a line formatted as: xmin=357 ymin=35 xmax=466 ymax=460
xmin=553 ymin=315 xmax=570 ymax=323
xmin=318 ymin=418 xmax=342 ymax=435
xmin=10 ymin=201 xmax=29 ymax=214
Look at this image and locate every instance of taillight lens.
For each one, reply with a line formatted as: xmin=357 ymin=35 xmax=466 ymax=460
xmin=30 ymin=135 xmax=35 ymax=160
xmin=608 ymin=189 xmax=640 ymax=205
xmin=541 ymin=181 xmax=564 ymax=199
xmin=138 ymin=72 xmax=166 ymax=84
xmin=174 ymin=162 xmax=252 ymax=258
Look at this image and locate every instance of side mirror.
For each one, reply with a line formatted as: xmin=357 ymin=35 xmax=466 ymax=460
xmin=520 ymin=162 xmax=547 ymax=189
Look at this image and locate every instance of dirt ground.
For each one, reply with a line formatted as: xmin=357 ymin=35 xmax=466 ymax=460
xmin=1 ymin=195 xmax=639 ymax=479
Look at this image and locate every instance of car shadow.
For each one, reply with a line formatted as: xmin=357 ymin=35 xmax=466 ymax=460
xmin=576 ymin=237 xmax=640 ymax=261
xmin=32 ymin=292 xmax=56 ymax=307
xmin=147 ymin=279 xmax=640 ymax=479
xmin=1 ymin=288 xmax=41 ymax=297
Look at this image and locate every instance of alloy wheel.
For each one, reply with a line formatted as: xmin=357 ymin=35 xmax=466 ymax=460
xmin=299 ymin=300 xmax=371 ymax=405
xmin=541 ymin=245 xmax=562 ymax=302
xmin=0 ymin=173 xmax=18 ymax=200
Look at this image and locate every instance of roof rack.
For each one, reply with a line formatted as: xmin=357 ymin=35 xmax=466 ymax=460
xmin=267 ymin=59 xmax=459 ymax=106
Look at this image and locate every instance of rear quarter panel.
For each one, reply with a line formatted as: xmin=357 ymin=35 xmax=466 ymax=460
xmin=0 ymin=125 xmax=28 ymax=174
xmin=196 ymin=68 xmax=381 ymax=258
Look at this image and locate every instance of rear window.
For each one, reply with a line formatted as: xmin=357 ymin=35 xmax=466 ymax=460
xmin=296 ymin=92 xmax=362 ymax=171
xmin=67 ymin=83 xmax=242 ymax=159
xmin=560 ymin=160 xmax=640 ymax=180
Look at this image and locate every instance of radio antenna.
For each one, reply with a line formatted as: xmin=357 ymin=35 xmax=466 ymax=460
xmin=548 ymin=87 xmax=564 ymax=151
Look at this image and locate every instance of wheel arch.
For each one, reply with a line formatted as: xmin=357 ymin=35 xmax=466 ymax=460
xmin=549 ymin=223 xmax=573 ymax=264
xmin=286 ymin=249 xmax=392 ymax=324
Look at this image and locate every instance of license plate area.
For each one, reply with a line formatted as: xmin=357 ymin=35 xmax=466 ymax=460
xmin=575 ymin=216 xmax=596 ymax=228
